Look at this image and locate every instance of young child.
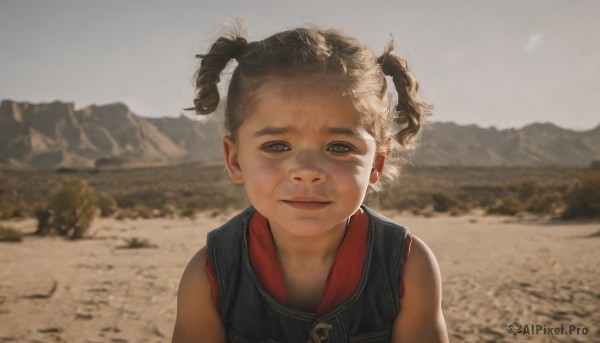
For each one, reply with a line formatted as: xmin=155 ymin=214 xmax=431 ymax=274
xmin=173 ymin=25 xmax=448 ymax=343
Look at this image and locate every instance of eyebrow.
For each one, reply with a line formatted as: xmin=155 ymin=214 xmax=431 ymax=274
xmin=326 ymin=127 xmax=363 ymax=138
xmin=251 ymin=127 xmax=290 ymax=138
xmin=252 ymin=126 xmax=364 ymax=139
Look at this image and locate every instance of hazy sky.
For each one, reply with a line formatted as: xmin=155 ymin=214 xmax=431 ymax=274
xmin=1 ymin=0 xmax=599 ymax=130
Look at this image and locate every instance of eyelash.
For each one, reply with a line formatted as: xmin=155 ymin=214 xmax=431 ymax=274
xmin=261 ymin=142 xmax=290 ymax=153
xmin=327 ymin=143 xmax=353 ymax=153
xmin=261 ymin=142 xmax=354 ymax=154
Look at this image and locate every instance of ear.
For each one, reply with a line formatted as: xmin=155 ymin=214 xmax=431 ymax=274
xmin=223 ymin=136 xmax=244 ymax=184
xmin=369 ymin=150 xmax=388 ymax=184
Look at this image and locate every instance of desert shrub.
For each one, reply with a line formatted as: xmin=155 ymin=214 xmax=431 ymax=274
xmin=12 ymin=202 xmax=29 ymax=219
xmin=115 ymin=208 xmax=137 ymax=220
xmin=410 ymin=208 xmax=422 ymax=216
xmin=133 ymin=204 xmax=153 ymax=219
xmin=0 ymin=202 xmax=29 ymax=219
xmin=525 ymin=191 xmax=563 ymax=215
xmin=32 ymin=201 xmax=53 ymax=236
xmin=180 ymin=207 xmax=196 ymax=219
xmin=115 ymin=189 xmax=172 ymax=210
xmin=159 ymin=203 xmax=177 ymax=218
xmin=457 ymin=185 xmax=506 ymax=209
xmin=422 ymin=210 xmax=435 ymax=218
xmin=0 ymin=202 xmax=12 ymax=219
xmin=98 ymin=192 xmax=118 ymax=217
xmin=0 ymin=225 xmax=23 ymax=242
xmin=517 ymin=179 xmax=544 ymax=203
xmin=432 ymin=192 xmax=463 ymax=213
xmin=511 ymin=179 xmax=563 ymax=215
xmin=122 ymin=236 xmax=157 ymax=249
xmin=487 ymin=195 xmax=522 ymax=215
xmin=562 ymin=172 xmax=600 ymax=219
xmin=48 ymin=178 xmax=99 ymax=239
xmin=448 ymin=207 xmax=463 ymax=217
xmin=374 ymin=189 xmax=427 ymax=212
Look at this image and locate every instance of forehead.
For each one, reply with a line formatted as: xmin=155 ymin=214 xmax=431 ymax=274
xmin=242 ymin=76 xmax=366 ymax=133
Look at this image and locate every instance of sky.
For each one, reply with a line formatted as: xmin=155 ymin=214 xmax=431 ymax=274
xmin=1 ymin=0 xmax=599 ymax=130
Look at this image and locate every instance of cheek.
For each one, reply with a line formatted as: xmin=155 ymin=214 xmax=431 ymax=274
xmin=241 ymin=156 xmax=283 ymax=185
xmin=241 ymin=159 xmax=284 ymax=205
xmin=328 ymin=160 xmax=373 ymax=188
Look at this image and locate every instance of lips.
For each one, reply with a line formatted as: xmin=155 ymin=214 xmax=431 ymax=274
xmin=281 ymin=197 xmax=332 ymax=210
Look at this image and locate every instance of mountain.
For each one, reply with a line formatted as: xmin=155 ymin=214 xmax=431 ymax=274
xmin=414 ymin=122 xmax=600 ymax=166
xmin=0 ymin=100 xmax=220 ymax=169
xmin=0 ymin=99 xmax=598 ymax=168
xmin=145 ymin=116 xmax=222 ymax=161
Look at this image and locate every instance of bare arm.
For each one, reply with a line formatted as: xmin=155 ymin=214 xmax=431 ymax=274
xmin=392 ymin=235 xmax=449 ymax=343
xmin=172 ymin=246 xmax=226 ymax=343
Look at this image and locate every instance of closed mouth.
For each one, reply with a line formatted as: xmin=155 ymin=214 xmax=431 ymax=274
xmin=281 ymin=199 xmax=332 ymax=210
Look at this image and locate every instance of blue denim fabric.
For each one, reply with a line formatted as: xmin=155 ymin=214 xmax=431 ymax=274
xmin=206 ymin=205 xmax=410 ymax=343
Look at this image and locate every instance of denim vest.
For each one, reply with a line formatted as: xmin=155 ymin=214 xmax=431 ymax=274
xmin=206 ymin=205 xmax=410 ymax=343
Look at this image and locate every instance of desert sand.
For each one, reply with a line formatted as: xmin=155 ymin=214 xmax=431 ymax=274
xmin=0 ymin=211 xmax=598 ymax=343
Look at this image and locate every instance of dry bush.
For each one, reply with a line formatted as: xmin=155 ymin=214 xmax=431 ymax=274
xmin=482 ymin=179 xmax=567 ymax=216
xmin=432 ymin=192 xmax=465 ymax=213
xmin=525 ymin=191 xmax=563 ymax=215
xmin=0 ymin=202 xmax=29 ymax=219
xmin=122 ymin=237 xmax=157 ymax=249
xmin=0 ymin=225 xmax=23 ymax=242
xmin=180 ymin=207 xmax=196 ymax=220
xmin=514 ymin=179 xmax=563 ymax=215
xmin=0 ymin=202 xmax=12 ymax=219
xmin=32 ymin=201 xmax=52 ymax=236
xmin=370 ymin=187 xmax=427 ymax=212
xmin=133 ymin=204 xmax=153 ymax=219
xmin=488 ymin=195 xmax=522 ymax=215
xmin=517 ymin=179 xmax=544 ymax=203
xmin=115 ymin=208 xmax=137 ymax=221
xmin=159 ymin=203 xmax=177 ymax=218
xmin=47 ymin=178 xmax=99 ymax=239
xmin=448 ymin=207 xmax=463 ymax=216
xmin=13 ymin=202 xmax=29 ymax=219
xmin=98 ymin=192 xmax=118 ymax=217
xmin=115 ymin=189 xmax=169 ymax=210
xmin=562 ymin=172 xmax=600 ymax=219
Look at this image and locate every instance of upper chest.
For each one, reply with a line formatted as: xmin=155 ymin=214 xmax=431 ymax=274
xmin=278 ymin=259 xmax=334 ymax=313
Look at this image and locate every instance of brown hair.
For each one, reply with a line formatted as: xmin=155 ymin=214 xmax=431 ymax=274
xmin=191 ymin=25 xmax=431 ymax=187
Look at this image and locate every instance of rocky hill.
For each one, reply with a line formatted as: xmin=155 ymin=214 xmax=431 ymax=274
xmin=415 ymin=122 xmax=600 ymax=166
xmin=0 ymin=100 xmax=221 ymax=169
xmin=0 ymin=99 xmax=598 ymax=168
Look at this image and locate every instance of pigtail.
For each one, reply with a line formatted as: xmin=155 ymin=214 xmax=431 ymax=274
xmin=191 ymin=35 xmax=248 ymax=114
xmin=377 ymin=40 xmax=432 ymax=147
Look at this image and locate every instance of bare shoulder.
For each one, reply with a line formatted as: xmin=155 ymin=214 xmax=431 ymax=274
xmin=391 ymin=235 xmax=449 ymax=343
xmin=172 ymin=246 xmax=226 ymax=343
xmin=404 ymin=236 xmax=441 ymax=286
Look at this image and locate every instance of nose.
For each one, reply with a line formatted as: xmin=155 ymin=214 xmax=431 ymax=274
xmin=288 ymin=151 xmax=326 ymax=184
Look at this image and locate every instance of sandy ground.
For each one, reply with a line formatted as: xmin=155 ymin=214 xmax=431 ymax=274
xmin=0 ymin=211 xmax=598 ymax=343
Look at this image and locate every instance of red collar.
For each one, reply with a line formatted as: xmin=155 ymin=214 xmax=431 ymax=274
xmin=248 ymin=208 xmax=369 ymax=315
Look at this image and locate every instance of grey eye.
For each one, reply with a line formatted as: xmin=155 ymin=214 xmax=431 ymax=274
xmin=327 ymin=144 xmax=352 ymax=153
xmin=263 ymin=143 xmax=290 ymax=152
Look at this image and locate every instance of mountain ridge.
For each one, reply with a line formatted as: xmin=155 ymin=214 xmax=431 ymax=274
xmin=1 ymin=99 xmax=598 ymax=169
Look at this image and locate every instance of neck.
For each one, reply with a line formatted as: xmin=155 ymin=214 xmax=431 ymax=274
xmin=269 ymin=219 xmax=349 ymax=267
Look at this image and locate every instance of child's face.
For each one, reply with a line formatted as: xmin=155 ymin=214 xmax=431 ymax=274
xmin=223 ymin=77 xmax=387 ymax=238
